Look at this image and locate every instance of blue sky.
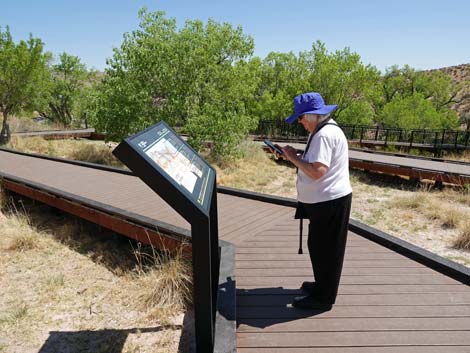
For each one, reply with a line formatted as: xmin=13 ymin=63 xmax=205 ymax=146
xmin=2 ymin=0 xmax=469 ymax=73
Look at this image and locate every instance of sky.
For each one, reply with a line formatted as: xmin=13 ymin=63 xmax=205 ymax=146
xmin=2 ymin=0 xmax=470 ymax=73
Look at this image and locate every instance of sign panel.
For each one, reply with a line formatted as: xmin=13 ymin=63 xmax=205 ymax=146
xmin=126 ymin=121 xmax=215 ymax=213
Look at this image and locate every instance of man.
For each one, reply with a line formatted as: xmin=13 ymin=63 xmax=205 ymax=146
xmin=273 ymin=92 xmax=352 ymax=309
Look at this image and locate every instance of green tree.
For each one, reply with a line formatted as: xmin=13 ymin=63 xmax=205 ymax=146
xmin=378 ymin=93 xmax=459 ymax=129
xmin=74 ymin=71 xmax=102 ymax=128
xmin=92 ymin=9 xmax=257 ymax=157
xmin=302 ymin=41 xmax=381 ymax=125
xmin=40 ymin=52 xmax=88 ymax=127
xmin=0 ymin=27 xmax=49 ymax=143
xmin=380 ymin=65 xmax=462 ymax=128
xmin=248 ymin=52 xmax=310 ymax=122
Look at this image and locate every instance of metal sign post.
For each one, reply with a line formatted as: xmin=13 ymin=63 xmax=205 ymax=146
xmin=113 ymin=121 xmax=219 ymax=353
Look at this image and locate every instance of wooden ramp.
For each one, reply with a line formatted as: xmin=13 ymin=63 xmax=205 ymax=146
xmin=273 ymin=142 xmax=470 ymax=186
xmin=0 ymin=149 xmax=469 ymax=352
xmin=235 ymin=221 xmax=470 ymax=352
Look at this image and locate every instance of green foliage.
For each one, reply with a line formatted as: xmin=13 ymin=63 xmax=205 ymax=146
xmin=40 ymin=52 xmax=89 ymax=127
xmin=378 ymin=93 xmax=459 ymax=129
xmin=379 ymin=65 xmax=461 ymax=129
xmin=186 ymin=104 xmax=256 ymax=157
xmin=302 ymin=41 xmax=381 ymax=122
xmin=337 ymin=100 xmax=375 ymax=125
xmin=91 ymin=9 xmax=257 ymax=157
xmin=0 ymin=26 xmax=49 ymax=143
xmin=247 ymin=41 xmax=380 ymax=126
xmin=247 ymin=52 xmax=309 ymax=121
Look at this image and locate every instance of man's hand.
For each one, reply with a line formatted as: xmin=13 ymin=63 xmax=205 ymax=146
xmin=280 ymin=145 xmax=298 ymax=162
xmin=281 ymin=145 xmax=329 ymax=180
xmin=267 ymin=143 xmax=284 ymax=159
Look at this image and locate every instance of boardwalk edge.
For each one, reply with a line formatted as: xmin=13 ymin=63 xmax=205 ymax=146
xmin=348 ymin=219 xmax=470 ymax=285
xmin=214 ymin=240 xmax=236 ymax=353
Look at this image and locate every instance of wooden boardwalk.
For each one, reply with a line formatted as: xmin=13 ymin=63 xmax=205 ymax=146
xmin=258 ymin=139 xmax=470 ymax=177
xmin=0 ymin=149 xmax=469 ymax=352
xmin=235 ymin=221 xmax=470 ymax=352
xmin=278 ymin=141 xmax=470 ymax=186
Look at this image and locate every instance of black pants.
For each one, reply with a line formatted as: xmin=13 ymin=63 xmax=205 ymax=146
xmin=301 ymin=193 xmax=352 ymax=303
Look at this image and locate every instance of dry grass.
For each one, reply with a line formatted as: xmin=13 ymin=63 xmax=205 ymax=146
xmin=1 ymin=205 xmax=42 ymax=252
xmin=0 ymin=302 xmax=29 ymax=327
xmin=453 ymin=219 xmax=470 ymax=250
xmin=6 ymin=135 xmax=52 ymax=154
xmin=388 ymin=192 xmax=433 ymax=210
xmin=389 ymin=191 xmax=468 ymax=231
xmin=0 ymin=192 xmax=191 ymax=352
xmin=133 ymin=242 xmax=192 ymax=322
xmin=5 ymin=136 xmax=123 ymax=167
xmin=209 ymin=140 xmax=296 ymax=197
xmin=442 ymin=149 xmax=470 ymax=163
xmin=7 ymin=115 xmax=62 ymax=133
xmin=70 ymin=143 xmax=122 ymax=166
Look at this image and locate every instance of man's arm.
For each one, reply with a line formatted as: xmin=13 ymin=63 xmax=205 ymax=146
xmin=281 ymin=145 xmax=329 ymax=180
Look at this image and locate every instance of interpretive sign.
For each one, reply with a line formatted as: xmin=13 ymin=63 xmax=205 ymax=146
xmin=113 ymin=121 xmax=219 ymax=353
xmin=125 ymin=122 xmax=215 ymax=214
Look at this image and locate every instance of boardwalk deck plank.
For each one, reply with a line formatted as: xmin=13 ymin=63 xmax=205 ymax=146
xmin=236 ymin=284 xmax=469 ymax=295
xmin=236 ymin=267 xmax=455 ymax=276
xmin=238 ymin=348 xmax=470 ymax=353
xmin=237 ymin=317 xmax=470 ymax=332
xmin=236 ymin=293 xmax=470 ymax=306
xmin=237 ymin=331 xmax=470 ymax=347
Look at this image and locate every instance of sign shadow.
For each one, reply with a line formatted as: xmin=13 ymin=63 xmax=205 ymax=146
xmin=38 ymin=326 xmax=182 ymax=353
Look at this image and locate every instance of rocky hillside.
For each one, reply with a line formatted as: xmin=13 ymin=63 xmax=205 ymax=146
xmin=431 ymin=64 xmax=470 ymax=120
xmin=437 ymin=63 xmax=470 ymax=83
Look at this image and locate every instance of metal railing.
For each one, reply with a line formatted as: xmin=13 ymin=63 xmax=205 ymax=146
xmin=254 ymin=120 xmax=470 ymax=150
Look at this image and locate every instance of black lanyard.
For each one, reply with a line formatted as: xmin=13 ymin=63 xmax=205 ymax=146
xmin=297 ymin=120 xmax=339 ymax=173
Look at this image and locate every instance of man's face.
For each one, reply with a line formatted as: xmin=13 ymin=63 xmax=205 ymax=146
xmin=298 ymin=114 xmax=319 ymax=132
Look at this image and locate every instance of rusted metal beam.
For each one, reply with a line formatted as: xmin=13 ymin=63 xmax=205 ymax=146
xmin=349 ymin=159 xmax=470 ymax=186
xmin=2 ymin=179 xmax=191 ymax=256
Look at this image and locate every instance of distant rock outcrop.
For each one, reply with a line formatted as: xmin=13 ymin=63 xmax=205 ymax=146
xmin=429 ymin=64 xmax=470 ymax=121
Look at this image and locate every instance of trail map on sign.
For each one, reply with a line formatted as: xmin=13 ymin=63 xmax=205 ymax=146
xmin=132 ymin=124 xmax=213 ymax=210
xmin=146 ymin=138 xmax=200 ymax=193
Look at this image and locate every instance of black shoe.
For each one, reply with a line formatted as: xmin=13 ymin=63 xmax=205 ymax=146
xmin=292 ymin=295 xmax=333 ymax=310
xmin=300 ymin=281 xmax=322 ymax=295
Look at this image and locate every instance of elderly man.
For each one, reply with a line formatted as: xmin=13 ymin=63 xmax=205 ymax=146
xmin=273 ymin=92 xmax=352 ymax=309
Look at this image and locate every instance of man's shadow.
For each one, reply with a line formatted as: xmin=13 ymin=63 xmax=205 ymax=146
xmin=38 ymin=326 xmax=182 ymax=353
xmin=236 ymin=287 xmax=332 ymax=329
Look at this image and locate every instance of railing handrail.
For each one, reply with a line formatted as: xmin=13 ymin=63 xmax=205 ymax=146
xmin=254 ymin=119 xmax=470 ymax=149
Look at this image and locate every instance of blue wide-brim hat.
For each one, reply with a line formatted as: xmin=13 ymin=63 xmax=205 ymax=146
xmin=285 ymin=92 xmax=338 ymax=124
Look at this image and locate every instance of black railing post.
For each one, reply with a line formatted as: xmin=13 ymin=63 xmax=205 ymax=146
xmin=410 ymin=131 xmax=414 ymax=148
xmin=454 ymin=131 xmax=458 ymax=149
xmin=441 ymin=129 xmax=446 ymax=147
xmin=384 ymin=128 xmax=389 ymax=147
xmin=360 ymin=127 xmax=364 ymax=145
xmin=375 ymin=126 xmax=379 ymax=141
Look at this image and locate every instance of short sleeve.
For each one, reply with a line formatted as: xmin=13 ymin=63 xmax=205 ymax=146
xmin=305 ymin=135 xmax=332 ymax=168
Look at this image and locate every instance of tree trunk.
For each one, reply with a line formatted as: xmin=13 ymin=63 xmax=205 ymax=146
xmin=0 ymin=111 xmax=11 ymax=144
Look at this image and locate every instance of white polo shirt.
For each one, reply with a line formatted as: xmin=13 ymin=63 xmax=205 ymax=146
xmin=297 ymin=121 xmax=352 ymax=204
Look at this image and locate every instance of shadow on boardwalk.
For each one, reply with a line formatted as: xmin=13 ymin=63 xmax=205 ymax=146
xmin=236 ymin=287 xmax=332 ymax=329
